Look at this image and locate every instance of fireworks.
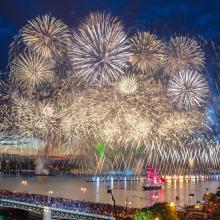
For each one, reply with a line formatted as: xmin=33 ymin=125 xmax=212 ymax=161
xmin=124 ymin=111 xmax=153 ymax=141
xmin=99 ymin=88 xmax=157 ymax=143
xmin=158 ymin=110 xmax=205 ymax=137
xmin=33 ymin=101 xmax=60 ymax=140
xmin=21 ymin=15 xmax=71 ymax=58
xmin=59 ymin=92 xmax=111 ymax=144
xmin=69 ymin=12 xmax=131 ymax=85
xmin=12 ymin=97 xmax=61 ymax=143
xmin=101 ymin=111 xmax=153 ymax=143
xmin=0 ymin=136 xmax=44 ymax=156
xmin=164 ymin=36 xmax=205 ymax=75
xmin=129 ymin=32 xmax=165 ymax=74
xmin=0 ymin=80 xmax=14 ymax=101
xmin=1 ymin=11 xmax=219 ymax=174
xmin=10 ymin=51 xmax=54 ymax=90
xmin=168 ymin=70 xmax=209 ymax=110
xmin=117 ymin=75 xmax=139 ymax=95
xmin=11 ymin=96 xmax=37 ymax=137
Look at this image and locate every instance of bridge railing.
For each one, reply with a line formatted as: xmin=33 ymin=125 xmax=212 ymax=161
xmin=0 ymin=198 xmax=115 ymax=220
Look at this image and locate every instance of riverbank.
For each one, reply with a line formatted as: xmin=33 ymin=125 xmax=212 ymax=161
xmin=0 ymin=189 xmax=136 ymax=219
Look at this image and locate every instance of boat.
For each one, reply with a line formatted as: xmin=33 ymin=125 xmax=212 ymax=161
xmin=87 ymin=170 xmax=139 ymax=182
xmin=86 ymin=176 xmax=141 ymax=182
xmin=35 ymin=168 xmax=50 ymax=176
xmin=143 ymin=166 xmax=166 ymax=191
xmin=143 ymin=185 xmax=162 ymax=190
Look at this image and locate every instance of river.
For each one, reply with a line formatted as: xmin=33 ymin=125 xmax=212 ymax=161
xmin=0 ymin=175 xmax=219 ymax=208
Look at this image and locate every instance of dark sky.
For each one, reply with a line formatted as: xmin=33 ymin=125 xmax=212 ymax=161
xmin=1 ymin=0 xmax=220 ymax=72
xmin=1 ymin=0 xmax=220 ymax=132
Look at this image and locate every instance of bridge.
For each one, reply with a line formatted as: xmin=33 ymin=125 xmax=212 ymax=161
xmin=0 ymin=199 xmax=114 ymax=220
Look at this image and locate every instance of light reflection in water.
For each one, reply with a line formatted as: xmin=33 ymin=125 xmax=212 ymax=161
xmin=0 ymin=176 xmax=219 ymax=208
xmin=95 ymin=179 xmax=99 ymax=202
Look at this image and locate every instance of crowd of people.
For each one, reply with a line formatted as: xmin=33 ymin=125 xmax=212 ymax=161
xmin=0 ymin=189 xmax=136 ymax=219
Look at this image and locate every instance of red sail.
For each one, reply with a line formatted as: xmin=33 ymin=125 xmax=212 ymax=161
xmin=145 ymin=166 xmax=166 ymax=185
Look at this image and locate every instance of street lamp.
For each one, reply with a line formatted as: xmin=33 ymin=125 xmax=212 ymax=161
xmin=48 ymin=190 xmax=53 ymax=195
xmin=170 ymin=202 xmax=176 ymax=211
xmin=21 ymin=180 xmax=27 ymax=186
xmin=169 ymin=202 xmax=176 ymax=218
xmin=80 ymin=187 xmax=87 ymax=200
xmin=21 ymin=180 xmax=27 ymax=192
xmin=48 ymin=190 xmax=53 ymax=206
xmin=170 ymin=202 xmax=175 ymax=207
xmin=107 ymin=189 xmax=118 ymax=220
xmin=80 ymin=187 xmax=87 ymax=193
xmin=124 ymin=197 xmax=131 ymax=213
xmin=152 ymin=194 xmax=159 ymax=203
xmin=189 ymin=193 xmax=194 ymax=206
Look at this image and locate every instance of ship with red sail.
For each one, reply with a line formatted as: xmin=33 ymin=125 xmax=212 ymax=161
xmin=143 ymin=166 xmax=166 ymax=190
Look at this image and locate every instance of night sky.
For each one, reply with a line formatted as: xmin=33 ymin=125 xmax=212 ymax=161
xmin=1 ymin=0 xmax=220 ymax=72
xmin=1 ymin=0 xmax=220 ymax=133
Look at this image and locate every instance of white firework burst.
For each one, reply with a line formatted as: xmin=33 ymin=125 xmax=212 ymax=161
xmin=117 ymin=75 xmax=139 ymax=95
xmin=168 ymin=70 xmax=209 ymax=110
xmin=10 ymin=51 xmax=54 ymax=89
xmin=21 ymin=15 xmax=71 ymax=58
xmin=164 ymin=36 xmax=205 ymax=75
xmin=129 ymin=31 xmax=165 ymax=74
xmin=69 ymin=12 xmax=131 ymax=85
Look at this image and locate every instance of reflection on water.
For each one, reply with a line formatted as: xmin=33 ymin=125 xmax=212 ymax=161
xmin=0 ymin=175 xmax=219 ymax=208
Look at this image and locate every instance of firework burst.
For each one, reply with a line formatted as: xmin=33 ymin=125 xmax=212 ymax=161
xmin=117 ymin=74 xmax=139 ymax=95
xmin=12 ymin=98 xmax=61 ymax=144
xmin=168 ymin=70 xmax=209 ymax=110
xmin=98 ymin=91 xmax=155 ymax=143
xmin=34 ymin=102 xmax=60 ymax=138
xmin=59 ymin=92 xmax=110 ymax=144
xmin=10 ymin=51 xmax=54 ymax=90
xmin=0 ymin=80 xmax=15 ymax=101
xmin=101 ymin=111 xmax=153 ymax=143
xmin=21 ymin=15 xmax=71 ymax=58
xmin=10 ymin=96 xmax=36 ymax=136
xmin=158 ymin=110 xmax=206 ymax=137
xmin=164 ymin=36 xmax=205 ymax=75
xmin=69 ymin=12 xmax=131 ymax=85
xmin=2 ymin=11 xmax=219 ymax=174
xmin=129 ymin=31 xmax=165 ymax=74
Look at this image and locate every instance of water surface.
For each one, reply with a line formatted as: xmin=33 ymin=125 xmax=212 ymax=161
xmin=0 ymin=175 xmax=219 ymax=208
